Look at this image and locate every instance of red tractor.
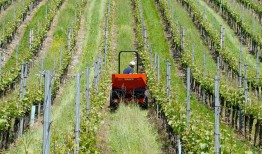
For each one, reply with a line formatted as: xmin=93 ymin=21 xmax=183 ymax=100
xmin=110 ymin=51 xmax=148 ymax=108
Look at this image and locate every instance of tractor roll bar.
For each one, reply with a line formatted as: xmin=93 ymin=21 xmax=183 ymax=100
xmin=118 ymin=50 xmax=139 ymax=74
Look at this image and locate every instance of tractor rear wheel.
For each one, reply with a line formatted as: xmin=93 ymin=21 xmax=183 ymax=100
xmin=110 ymin=92 xmax=114 ymax=107
xmin=110 ymin=91 xmax=118 ymax=109
xmin=140 ymin=96 xmax=148 ymax=109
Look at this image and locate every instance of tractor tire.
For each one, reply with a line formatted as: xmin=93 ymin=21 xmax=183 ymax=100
xmin=140 ymin=96 xmax=148 ymax=109
xmin=110 ymin=92 xmax=114 ymax=107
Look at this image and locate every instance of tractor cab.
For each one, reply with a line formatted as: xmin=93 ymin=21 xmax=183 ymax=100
xmin=110 ymin=51 xmax=148 ymax=108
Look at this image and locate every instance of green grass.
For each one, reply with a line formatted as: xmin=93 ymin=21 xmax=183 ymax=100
xmin=108 ymin=104 xmax=162 ymax=154
xmin=115 ymin=0 xmax=136 ymax=73
xmin=4 ymin=0 xmax=107 ymax=152
xmin=142 ymin=0 xmax=259 ymax=152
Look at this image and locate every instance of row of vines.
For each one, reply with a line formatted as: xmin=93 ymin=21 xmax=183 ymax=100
xmin=132 ymin=0 xmax=250 ymax=152
xmin=0 ymin=0 xmax=87 ymax=149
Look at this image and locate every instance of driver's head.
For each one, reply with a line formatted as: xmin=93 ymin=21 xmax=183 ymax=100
xmin=129 ymin=61 xmax=136 ymax=68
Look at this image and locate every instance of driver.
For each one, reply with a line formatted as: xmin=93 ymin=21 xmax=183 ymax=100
xmin=123 ymin=61 xmax=135 ymax=74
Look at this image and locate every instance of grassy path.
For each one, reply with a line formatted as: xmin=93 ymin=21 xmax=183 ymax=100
xmin=4 ymin=0 xmax=107 ymax=153
xmin=141 ymin=0 xmax=259 ymax=152
xmin=105 ymin=0 xmax=162 ymax=153
xmin=108 ymin=104 xmax=161 ymax=154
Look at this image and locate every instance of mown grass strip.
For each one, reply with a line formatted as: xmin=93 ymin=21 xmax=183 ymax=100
xmin=108 ymin=104 xmax=161 ymax=154
xmin=115 ymin=0 xmax=136 ymax=72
